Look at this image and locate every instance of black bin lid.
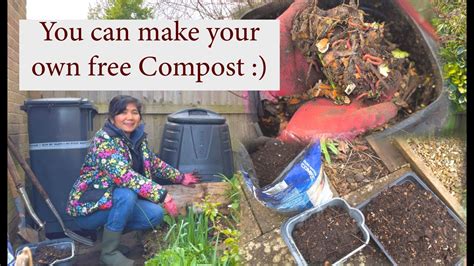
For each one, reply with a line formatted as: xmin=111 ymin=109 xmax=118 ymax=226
xmin=21 ymin=98 xmax=96 ymax=111
xmin=168 ymin=108 xmax=226 ymax=124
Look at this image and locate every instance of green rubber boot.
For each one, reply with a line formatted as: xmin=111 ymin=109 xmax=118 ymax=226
xmin=100 ymin=228 xmax=135 ymax=266
xmin=97 ymin=228 xmax=132 ymax=255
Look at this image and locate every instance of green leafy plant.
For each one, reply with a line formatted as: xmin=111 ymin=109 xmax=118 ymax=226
xmin=145 ymin=208 xmax=219 ymax=266
xmin=219 ymin=228 xmax=240 ymax=264
xmin=198 ymin=194 xmax=241 ymax=265
xmin=320 ymin=138 xmax=339 ymax=164
xmin=431 ymin=0 xmax=466 ymax=111
xmin=145 ymin=176 xmax=242 ymax=266
xmin=219 ymin=173 xmax=241 ymax=223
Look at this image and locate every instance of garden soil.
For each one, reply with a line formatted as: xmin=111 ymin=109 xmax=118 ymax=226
xmin=249 ymin=139 xmax=305 ymax=187
xmin=292 ymin=205 xmax=364 ymax=264
xmin=34 ymin=245 xmax=72 ymax=264
xmin=363 ymin=182 xmax=466 ymax=264
xmin=325 ymin=138 xmax=389 ymax=196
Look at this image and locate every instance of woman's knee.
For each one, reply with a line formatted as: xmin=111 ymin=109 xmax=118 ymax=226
xmin=113 ymin=188 xmax=138 ymax=204
xmin=142 ymin=204 xmax=164 ymax=227
xmin=149 ymin=206 xmax=164 ymax=227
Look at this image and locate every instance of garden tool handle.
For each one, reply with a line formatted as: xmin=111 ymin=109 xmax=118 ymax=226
xmin=7 ymin=150 xmax=46 ymax=229
xmin=8 ymin=136 xmax=94 ymax=246
xmin=7 ymin=137 xmax=50 ymax=200
xmin=7 ymin=169 xmax=19 ymax=198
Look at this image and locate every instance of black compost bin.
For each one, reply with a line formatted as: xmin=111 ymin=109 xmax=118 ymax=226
xmin=159 ymin=108 xmax=234 ymax=183
xmin=242 ymin=0 xmax=448 ymax=138
xmin=21 ymin=98 xmax=97 ymax=236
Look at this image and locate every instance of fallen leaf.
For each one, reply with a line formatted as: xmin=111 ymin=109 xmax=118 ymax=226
xmin=378 ymin=64 xmax=390 ymax=77
xmin=392 ymin=48 xmax=410 ymax=59
xmin=316 ymin=38 xmax=329 ymax=53
xmin=353 ymin=145 xmax=369 ymax=151
xmin=338 ymin=140 xmax=349 ymax=154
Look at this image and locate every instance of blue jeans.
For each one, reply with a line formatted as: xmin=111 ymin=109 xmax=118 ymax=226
xmin=75 ymin=188 xmax=164 ymax=232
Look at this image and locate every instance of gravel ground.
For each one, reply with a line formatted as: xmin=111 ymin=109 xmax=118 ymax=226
xmin=407 ymin=136 xmax=466 ymax=208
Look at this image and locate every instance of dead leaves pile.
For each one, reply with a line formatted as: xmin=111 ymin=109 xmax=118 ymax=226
xmin=324 ymin=138 xmax=389 ymax=196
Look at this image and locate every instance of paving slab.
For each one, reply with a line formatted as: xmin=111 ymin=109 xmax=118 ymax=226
xmin=238 ymin=176 xmax=289 ymax=234
xmin=239 ymin=185 xmax=263 ymax=245
xmin=240 ymin=228 xmax=295 ymax=265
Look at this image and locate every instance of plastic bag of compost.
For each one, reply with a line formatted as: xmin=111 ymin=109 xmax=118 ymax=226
xmin=236 ymin=136 xmax=333 ymax=214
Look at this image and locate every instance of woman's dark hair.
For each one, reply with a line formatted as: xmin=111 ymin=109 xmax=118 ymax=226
xmin=108 ymin=95 xmax=142 ymax=120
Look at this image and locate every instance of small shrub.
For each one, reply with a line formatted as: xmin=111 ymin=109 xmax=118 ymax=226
xmin=431 ymin=0 xmax=467 ymax=112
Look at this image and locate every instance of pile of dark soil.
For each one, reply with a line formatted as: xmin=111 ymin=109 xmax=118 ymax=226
xmin=249 ymin=139 xmax=305 ymax=187
xmin=33 ymin=245 xmax=72 ymax=264
xmin=292 ymin=205 xmax=364 ymax=264
xmin=143 ymin=229 xmax=168 ymax=260
xmin=325 ymin=138 xmax=389 ymax=196
xmin=363 ymin=182 xmax=466 ymax=264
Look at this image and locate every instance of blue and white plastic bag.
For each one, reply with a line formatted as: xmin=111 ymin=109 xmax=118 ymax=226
xmin=237 ymin=137 xmax=333 ymax=214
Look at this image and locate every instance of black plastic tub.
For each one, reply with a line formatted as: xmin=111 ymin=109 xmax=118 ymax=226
xmin=241 ymin=0 xmax=448 ymax=138
xmin=356 ymin=172 xmax=466 ymax=265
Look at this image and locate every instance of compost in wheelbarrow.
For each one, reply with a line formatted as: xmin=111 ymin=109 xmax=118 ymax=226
xmin=243 ymin=0 xmax=445 ymax=140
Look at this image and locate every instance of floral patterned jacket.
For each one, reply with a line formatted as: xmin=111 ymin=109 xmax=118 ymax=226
xmin=66 ymin=125 xmax=182 ymax=217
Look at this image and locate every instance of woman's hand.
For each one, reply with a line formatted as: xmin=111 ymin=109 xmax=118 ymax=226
xmin=163 ymin=194 xmax=178 ymax=217
xmin=181 ymin=171 xmax=200 ymax=187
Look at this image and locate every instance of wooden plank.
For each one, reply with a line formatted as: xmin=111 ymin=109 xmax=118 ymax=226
xmin=163 ymin=182 xmax=231 ymax=215
xmin=366 ymin=134 xmax=409 ymax=172
xmin=393 ymin=137 xmax=466 ymax=222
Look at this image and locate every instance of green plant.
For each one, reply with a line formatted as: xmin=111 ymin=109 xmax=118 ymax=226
xmin=431 ymin=0 xmax=466 ymax=111
xmin=219 ymin=173 xmax=241 ymax=223
xmin=320 ymin=138 xmax=339 ymax=164
xmin=146 ymin=183 xmax=242 ymax=266
xmin=198 ymin=194 xmax=241 ymax=265
xmin=219 ymin=228 xmax=240 ymax=264
xmin=145 ymin=208 xmax=219 ymax=266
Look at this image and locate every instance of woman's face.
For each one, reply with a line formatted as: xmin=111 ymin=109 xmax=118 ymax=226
xmin=112 ymin=103 xmax=141 ymax=136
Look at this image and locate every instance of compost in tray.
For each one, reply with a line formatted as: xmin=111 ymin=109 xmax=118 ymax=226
xmin=34 ymin=244 xmax=72 ymax=265
xmin=249 ymin=139 xmax=305 ymax=187
xmin=292 ymin=205 xmax=364 ymax=265
xmin=363 ymin=182 xmax=466 ymax=265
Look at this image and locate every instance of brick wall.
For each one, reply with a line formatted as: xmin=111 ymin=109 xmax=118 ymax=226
xmin=8 ymin=0 xmax=29 ymax=241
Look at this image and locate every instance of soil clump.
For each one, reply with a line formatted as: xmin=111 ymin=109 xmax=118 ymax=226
xmin=250 ymin=139 xmax=305 ymax=187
